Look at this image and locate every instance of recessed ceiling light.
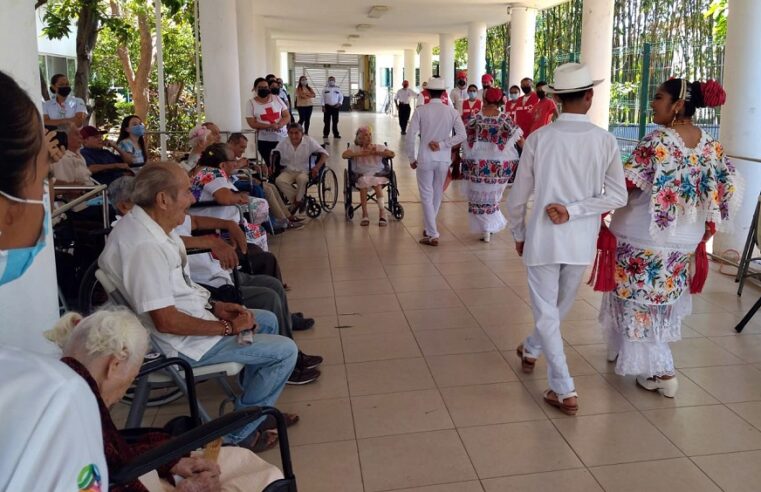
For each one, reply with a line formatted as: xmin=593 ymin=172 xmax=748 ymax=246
xmin=348 ymin=34 xmax=360 ymax=39
xmin=368 ymin=5 xmax=389 ymax=19
xmin=342 ymin=43 xmax=352 ymax=47
xmin=356 ymin=24 xmax=372 ymax=31
xmin=337 ymin=49 xmax=346 ymax=53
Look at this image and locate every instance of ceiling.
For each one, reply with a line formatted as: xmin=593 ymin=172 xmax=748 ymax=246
xmin=255 ymin=0 xmax=569 ymax=56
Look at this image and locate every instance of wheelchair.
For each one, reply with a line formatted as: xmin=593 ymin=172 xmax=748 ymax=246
xmin=342 ymin=142 xmax=404 ymax=221
xmin=270 ymin=147 xmax=339 ymax=218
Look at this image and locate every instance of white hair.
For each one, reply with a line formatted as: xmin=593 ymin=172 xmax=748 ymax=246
xmin=45 ymin=308 xmax=149 ymax=366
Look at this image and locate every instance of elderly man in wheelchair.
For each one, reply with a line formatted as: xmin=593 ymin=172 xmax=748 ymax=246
xmin=272 ymin=123 xmax=330 ymax=215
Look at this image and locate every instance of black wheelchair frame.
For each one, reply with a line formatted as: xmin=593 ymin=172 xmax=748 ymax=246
xmin=342 ymin=142 xmax=404 ymax=221
xmin=269 ymin=147 xmax=339 ymax=218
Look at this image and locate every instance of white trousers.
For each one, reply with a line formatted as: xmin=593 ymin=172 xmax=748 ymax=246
xmin=523 ymin=263 xmax=587 ymax=396
xmin=416 ymin=160 xmax=449 ymax=238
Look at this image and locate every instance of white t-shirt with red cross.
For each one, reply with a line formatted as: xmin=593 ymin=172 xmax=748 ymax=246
xmin=245 ymin=96 xmax=288 ymax=142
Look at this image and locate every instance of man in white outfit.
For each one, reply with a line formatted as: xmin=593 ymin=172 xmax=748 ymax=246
xmin=506 ymin=63 xmax=627 ymax=415
xmin=406 ymin=77 xmax=466 ymax=246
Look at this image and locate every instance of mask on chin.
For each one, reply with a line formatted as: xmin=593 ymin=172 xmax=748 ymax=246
xmin=0 ymin=189 xmax=48 ymax=286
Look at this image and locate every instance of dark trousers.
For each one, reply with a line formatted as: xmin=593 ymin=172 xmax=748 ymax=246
xmin=257 ymin=140 xmax=279 ymax=167
xmin=297 ymin=105 xmax=313 ymax=134
xmin=323 ymin=105 xmax=340 ymax=137
xmin=398 ymin=103 xmax=411 ymax=132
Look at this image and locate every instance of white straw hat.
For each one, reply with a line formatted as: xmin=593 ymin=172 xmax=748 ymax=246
xmin=426 ymin=77 xmax=447 ymax=91
xmin=545 ymin=63 xmax=603 ymax=94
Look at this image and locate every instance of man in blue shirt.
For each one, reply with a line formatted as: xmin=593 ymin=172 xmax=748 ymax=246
xmin=79 ymin=126 xmax=132 ymax=185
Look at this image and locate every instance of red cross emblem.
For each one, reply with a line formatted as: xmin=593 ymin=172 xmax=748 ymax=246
xmin=261 ymin=106 xmax=280 ymax=124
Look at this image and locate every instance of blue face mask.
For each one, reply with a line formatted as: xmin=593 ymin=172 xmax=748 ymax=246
xmin=467 ymin=92 xmax=477 ymax=101
xmin=130 ymin=123 xmax=145 ymax=137
xmin=0 ymin=190 xmax=48 ymax=286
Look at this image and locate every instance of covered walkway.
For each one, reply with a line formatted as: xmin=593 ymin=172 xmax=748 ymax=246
xmin=107 ymin=113 xmax=761 ymax=492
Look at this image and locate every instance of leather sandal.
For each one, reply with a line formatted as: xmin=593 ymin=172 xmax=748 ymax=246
xmin=543 ymin=389 xmax=579 ymax=416
xmin=419 ymin=236 xmax=439 ymax=246
xmin=516 ymin=344 xmax=536 ymax=374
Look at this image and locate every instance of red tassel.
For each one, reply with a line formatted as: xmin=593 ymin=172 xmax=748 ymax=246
xmin=690 ymin=240 xmax=709 ymax=294
xmin=588 ymin=222 xmax=617 ymax=292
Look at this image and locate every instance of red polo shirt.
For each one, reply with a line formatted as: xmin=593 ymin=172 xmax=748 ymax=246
xmin=512 ymin=92 xmax=539 ymax=136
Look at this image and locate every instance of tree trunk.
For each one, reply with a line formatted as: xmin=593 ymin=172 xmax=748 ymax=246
xmin=73 ymin=0 xmax=100 ymax=103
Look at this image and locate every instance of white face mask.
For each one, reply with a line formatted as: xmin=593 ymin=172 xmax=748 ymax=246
xmin=328 ymin=80 xmax=336 ymax=87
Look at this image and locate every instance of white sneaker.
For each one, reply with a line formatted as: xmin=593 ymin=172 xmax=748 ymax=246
xmin=636 ymin=375 xmax=679 ymax=398
xmin=481 ymin=232 xmax=491 ymax=243
xmin=607 ymin=347 xmax=618 ymax=363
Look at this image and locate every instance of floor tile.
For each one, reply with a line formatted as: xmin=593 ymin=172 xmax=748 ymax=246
xmin=523 ymin=374 xmax=634 ymax=418
xmin=590 ymin=457 xmax=721 ymax=492
xmin=671 ymin=337 xmax=745 ymax=368
xmin=333 ymin=278 xmax=394 ymax=297
xmin=602 ymin=372 xmax=719 ymax=410
xmin=352 ymin=389 xmax=453 ymax=439
xmin=561 ymin=319 xmax=606 ymax=345
xmin=392 ymin=274 xmax=452 ymax=293
xmin=261 ymin=440 xmax=363 ymax=492
xmin=332 ymin=266 xmax=387 ymax=282
xmin=292 ymin=316 xmax=340 ymax=340
xmin=358 ymin=430 xmax=477 ymax=491
xmin=480 ymin=322 xmax=535 ymax=351
xmin=468 ymin=302 xmax=534 ymax=327
xmin=287 ymin=281 xmax=335 ymax=300
xmin=427 ymin=351 xmax=517 ymax=387
xmin=727 ymin=401 xmax=761 ymax=431
xmin=454 ymin=287 xmax=524 ymax=307
xmin=482 ymin=469 xmax=603 ymax=492
xmin=384 ymin=262 xmax=442 ymax=278
xmin=278 ymin=364 xmax=349 ymax=403
xmin=391 ymin=482 xmax=484 ymax=492
xmin=415 ymin=327 xmax=495 ymax=356
xmin=684 ymin=312 xmax=758 ymax=336
xmin=710 ymin=334 xmax=761 ymax=363
xmin=296 ymin=337 xmax=344 ymax=365
xmin=289 ymin=296 xmax=337 ymax=317
xmin=643 ymin=405 xmax=761 ymax=455
xmin=681 ymin=364 xmax=761 ymax=403
xmin=459 ymin=421 xmax=583 ymax=478
xmin=504 ymin=346 xmax=598 ymax=381
xmin=337 ymin=311 xmax=410 ymax=336
xmin=336 ymin=293 xmax=401 ymax=315
xmin=440 ymin=382 xmax=545 ymax=427
xmin=404 ymin=307 xmax=479 ymax=331
xmin=553 ymin=411 xmax=683 ymax=466
xmin=342 ymin=330 xmax=422 ymax=363
xmin=443 ymin=272 xmax=505 ymax=290
xmin=692 ymin=450 xmax=761 ymax=492
xmin=397 ymin=290 xmax=465 ymax=310
xmin=347 ymin=357 xmax=436 ymax=396
xmin=278 ymin=398 xmax=355 ymax=446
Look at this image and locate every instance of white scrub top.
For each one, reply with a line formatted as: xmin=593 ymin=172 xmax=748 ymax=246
xmin=0 ymin=345 xmax=107 ymax=491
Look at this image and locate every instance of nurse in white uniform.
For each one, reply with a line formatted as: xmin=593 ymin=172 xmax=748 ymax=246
xmin=0 ymin=70 xmax=107 ymax=491
xmin=42 ymin=74 xmax=87 ymax=129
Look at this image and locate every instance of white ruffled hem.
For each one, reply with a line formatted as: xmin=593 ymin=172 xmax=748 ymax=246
xmin=468 ymin=210 xmax=507 ymax=234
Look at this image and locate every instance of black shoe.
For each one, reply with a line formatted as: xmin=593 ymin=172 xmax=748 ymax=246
xmin=297 ymin=351 xmax=323 ymax=370
xmin=293 ymin=312 xmax=304 ymax=318
xmin=401 ymin=131 xmax=406 ymax=135
xmin=287 ymin=366 xmax=321 ymax=385
xmin=292 ymin=315 xmax=315 ymax=331
xmin=334 ymin=134 xmax=341 ymax=138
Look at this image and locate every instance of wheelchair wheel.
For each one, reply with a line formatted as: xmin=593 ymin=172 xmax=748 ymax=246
xmin=319 ymin=168 xmax=339 ymax=212
xmin=345 ymin=206 xmax=354 ymax=221
xmin=392 ymin=203 xmax=405 ymax=220
xmin=306 ymin=196 xmax=322 ymax=218
xmin=77 ymin=260 xmax=110 ymax=315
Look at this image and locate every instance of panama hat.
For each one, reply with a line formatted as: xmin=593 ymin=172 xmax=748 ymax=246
xmin=545 ymin=63 xmax=603 ymax=94
xmin=426 ymin=77 xmax=447 ymax=91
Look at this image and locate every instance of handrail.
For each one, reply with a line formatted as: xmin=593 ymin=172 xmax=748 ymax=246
xmin=53 ymin=184 xmax=110 ymax=228
xmin=727 ymin=154 xmax=761 ymax=164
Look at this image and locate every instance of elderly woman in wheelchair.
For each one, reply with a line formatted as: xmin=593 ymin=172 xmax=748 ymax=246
xmin=342 ymin=126 xmax=395 ymax=226
xmin=46 ymin=308 xmax=285 ymax=492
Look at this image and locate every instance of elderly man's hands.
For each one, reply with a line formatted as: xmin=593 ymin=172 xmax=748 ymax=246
xmin=45 ymin=130 xmax=65 ymax=162
xmin=172 ymin=457 xmax=221 ymax=492
xmin=223 ymin=222 xmax=248 ymax=255
xmin=172 ymin=457 xmax=220 ymax=479
xmin=213 ymin=302 xmax=255 ymax=333
xmin=208 ymin=237 xmax=239 ymax=270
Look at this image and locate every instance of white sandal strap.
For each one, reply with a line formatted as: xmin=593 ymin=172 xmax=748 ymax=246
xmin=544 ymin=389 xmax=578 ymax=401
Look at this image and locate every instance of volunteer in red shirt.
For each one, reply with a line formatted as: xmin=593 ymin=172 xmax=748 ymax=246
xmin=512 ymin=77 xmax=539 ymax=136
xmin=461 ymin=84 xmax=483 ymax=124
xmin=527 ymin=81 xmax=559 ymax=135
xmin=505 ymin=85 xmax=521 ymax=121
xmin=418 ymin=80 xmax=450 ymax=106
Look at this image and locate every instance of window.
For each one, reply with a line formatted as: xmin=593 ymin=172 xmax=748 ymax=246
xmin=39 ymin=54 xmax=76 ymax=96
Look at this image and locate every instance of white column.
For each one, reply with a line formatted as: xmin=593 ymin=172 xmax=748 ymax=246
xmin=439 ymin=33 xmax=456 ymax=90
xmin=236 ymin=0 xmax=258 ymax=126
xmin=467 ymin=22 xmax=487 ymax=86
xmin=199 ymin=0 xmax=242 ymax=131
xmin=266 ymin=34 xmax=281 ymax=76
xmin=509 ymin=7 xmax=536 ymax=88
xmin=404 ymin=48 xmax=416 ymax=85
xmin=0 ymin=1 xmax=59 ymax=353
xmin=580 ymin=0 xmax=614 ymax=128
xmin=419 ymin=42 xmax=433 ymax=85
xmin=393 ymin=53 xmax=404 ymax=91
xmin=714 ymin=0 xmax=761 ymax=255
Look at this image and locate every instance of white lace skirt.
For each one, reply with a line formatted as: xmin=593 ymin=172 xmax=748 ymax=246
xmin=600 ymin=292 xmax=692 ymax=377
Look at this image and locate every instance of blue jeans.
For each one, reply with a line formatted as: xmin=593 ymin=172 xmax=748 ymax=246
xmin=183 ymin=309 xmax=297 ymax=443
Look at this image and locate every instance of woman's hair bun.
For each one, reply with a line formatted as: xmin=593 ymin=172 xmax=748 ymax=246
xmin=699 ymin=79 xmax=726 ymax=108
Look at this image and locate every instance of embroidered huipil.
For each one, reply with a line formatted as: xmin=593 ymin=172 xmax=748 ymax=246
xmin=462 ymin=111 xmax=522 ymax=233
xmin=601 ymin=127 xmax=738 ymax=376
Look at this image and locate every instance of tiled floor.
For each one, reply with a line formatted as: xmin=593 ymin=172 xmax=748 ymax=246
xmin=112 ymin=113 xmax=761 ymax=491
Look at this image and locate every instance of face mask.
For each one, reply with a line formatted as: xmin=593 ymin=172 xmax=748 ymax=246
xmin=467 ymin=92 xmax=477 ymax=101
xmin=130 ymin=123 xmax=145 ymax=137
xmin=537 ymin=91 xmax=545 ymax=99
xmin=458 ymin=81 xmax=466 ymax=87
xmin=328 ymin=80 xmax=336 ymax=87
xmin=270 ymin=87 xmax=280 ymax=95
xmin=509 ymin=93 xmax=519 ymax=100
xmin=257 ymin=88 xmax=271 ymax=98
xmin=521 ymin=86 xmax=531 ymax=95
xmin=0 ymin=190 xmax=48 ymax=286
xmin=57 ymin=86 xmax=72 ymax=97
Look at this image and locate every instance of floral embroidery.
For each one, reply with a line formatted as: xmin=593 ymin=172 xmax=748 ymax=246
xmin=466 ymin=112 xmax=520 ymax=151
xmin=191 ymin=167 xmax=229 ymax=201
xmin=468 ymin=202 xmax=501 ymax=215
xmin=624 ymin=128 xmax=737 ymax=236
xmin=614 ymin=240 xmax=691 ymax=306
xmin=462 ymin=159 xmax=518 ymax=184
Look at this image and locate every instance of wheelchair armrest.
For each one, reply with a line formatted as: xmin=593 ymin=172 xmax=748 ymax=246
xmin=186 ymin=247 xmax=212 ymax=255
xmin=136 ymin=357 xmax=201 ymax=427
xmin=190 ymin=200 xmax=224 ymax=208
xmin=110 ymin=407 xmax=283 ymax=486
